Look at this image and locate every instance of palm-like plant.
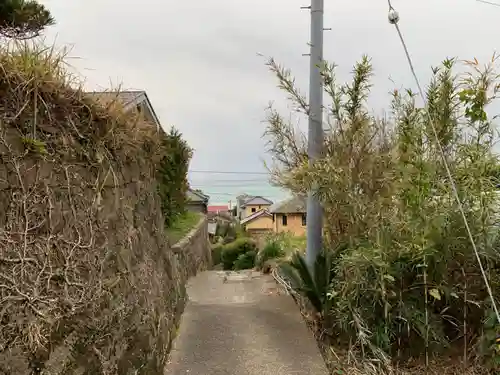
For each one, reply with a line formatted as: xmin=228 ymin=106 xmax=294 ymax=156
xmin=279 ymin=250 xmax=335 ymax=318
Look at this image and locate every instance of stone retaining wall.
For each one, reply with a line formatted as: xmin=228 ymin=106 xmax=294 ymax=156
xmin=169 ymin=215 xmax=212 ymax=330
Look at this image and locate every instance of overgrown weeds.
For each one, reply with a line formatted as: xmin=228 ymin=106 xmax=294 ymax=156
xmin=165 ymin=211 xmax=201 ymax=244
xmin=265 ymin=54 xmax=500 ymax=373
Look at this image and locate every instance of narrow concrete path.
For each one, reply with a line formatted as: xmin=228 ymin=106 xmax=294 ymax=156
xmin=165 ymin=270 xmax=328 ymax=375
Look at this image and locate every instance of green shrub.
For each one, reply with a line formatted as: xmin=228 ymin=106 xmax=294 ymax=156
xmin=225 ymin=224 xmax=237 ymax=239
xmin=157 ymin=128 xmax=192 ymax=227
xmin=235 ymin=223 xmax=247 ymax=238
xmin=256 ymin=240 xmax=285 ymax=269
xmin=264 ymin=232 xmax=306 ymax=254
xmin=233 ymin=250 xmax=257 ymax=270
xmin=265 ymin=54 xmax=500 ymax=365
xmin=222 ymin=235 xmax=235 ymax=245
xmin=221 ymin=238 xmax=257 ymax=270
xmin=211 ymin=243 xmax=223 ymax=265
xmin=215 ymin=222 xmax=229 ymax=237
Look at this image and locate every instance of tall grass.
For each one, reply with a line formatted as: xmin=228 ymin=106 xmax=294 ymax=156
xmin=265 ymin=55 xmax=500 ymax=371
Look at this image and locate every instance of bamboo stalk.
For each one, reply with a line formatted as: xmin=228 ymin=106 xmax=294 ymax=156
xmin=424 ymin=255 xmax=429 ymax=371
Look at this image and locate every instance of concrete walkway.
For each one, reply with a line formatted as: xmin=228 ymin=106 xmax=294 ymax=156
xmin=165 ymin=270 xmax=328 ymax=375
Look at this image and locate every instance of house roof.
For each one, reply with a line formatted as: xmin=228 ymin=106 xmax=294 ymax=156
xmin=240 ymin=209 xmax=272 ymax=225
xmin=240 ymin=196 xmax=273 ymax=208
xmin=86 ymin=90 xmax=162 ymax=129
xmin=208 ymin=205 xmax=229 ymax=213
xmin=236 ymin=194 xmax=252 ymax=207
xmin=186 ymin=188 xmax=209 ymax=203
xmin=269 ymin=196 xmax=306 ymax=214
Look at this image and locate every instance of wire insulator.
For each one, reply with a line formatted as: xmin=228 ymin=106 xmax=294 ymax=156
xmin=388 ymin=9 xmax=400 ymax=24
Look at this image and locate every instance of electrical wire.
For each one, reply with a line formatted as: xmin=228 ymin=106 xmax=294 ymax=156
xmin=202 ymin=190 xmax=282 ymax=195
xmin=476 ymin=0 xmax=500 ymax=7
xmin=387 ymin=0 xmax=500 ymax=324
xmin=189 ymin=179 xmax=270 ymax=183
xmin=189 ymin=170 xmax=269 ymax=175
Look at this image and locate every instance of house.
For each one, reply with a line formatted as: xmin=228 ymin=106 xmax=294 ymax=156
xmin=208 ymin=205 xmax=230 ymax=215
xmin=236 ymin=193 xmax=252 ymax=220
xmin=236 ymin=195 xmax=274 ymax=220
xmin=269 ymin=196 xmax=307 ymax=237
xmin=239 ymin=196 xmax=306 ymax=238
xmin=241 ymin=196 xmax=274 ymax=218
xmin=87 ymin=90 xmax=162 ymax=130
xmin=186 ymin=188 xmax=209 ymax=213
xmin=240 ymin=209 xmax=274 ymax=236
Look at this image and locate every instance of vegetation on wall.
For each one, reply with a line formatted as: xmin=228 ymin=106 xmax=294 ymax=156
xmin=157 ymin=127 xmax=192 ymax=227
xmin=266 ymin=54 xmax=500 ymax=373
xmin=165 ymin=211 xmax=201 ymax=244
xmin=0 ymin=42 xmax=186 ymax=375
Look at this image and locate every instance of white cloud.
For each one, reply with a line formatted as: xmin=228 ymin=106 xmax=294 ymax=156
xmin=38 ymin=0 xmax=500 ymax=198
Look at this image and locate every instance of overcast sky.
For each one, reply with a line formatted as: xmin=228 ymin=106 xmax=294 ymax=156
xmin=40 ymin=0 xmax=500 ymax=178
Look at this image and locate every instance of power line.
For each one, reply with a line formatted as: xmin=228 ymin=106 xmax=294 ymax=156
xmin=387 ymin=0 xmax=500 ymax=325
xmin=476 ymin=0 xmax=500 ymax=6
xmin=189 ymin=178 xmax=270 ymax=183
xmin=190 ymin=181 xmax=274 ymax=188
xmin=203 ymin=191 xmax=284 ymax=197
xmin=188 ymin=170 xmax=269 ymax=175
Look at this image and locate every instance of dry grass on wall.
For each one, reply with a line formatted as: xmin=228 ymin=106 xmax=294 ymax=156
xmin=0 ymin=43 xmax=185 ymax=375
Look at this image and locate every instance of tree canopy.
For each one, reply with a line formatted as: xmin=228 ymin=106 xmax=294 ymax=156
xmin=0 ymin=0 xmax=54 ymax=39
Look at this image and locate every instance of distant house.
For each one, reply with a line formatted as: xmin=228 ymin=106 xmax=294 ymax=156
xmin=237 ymin=195 xmax=273 ymax=220
xmin=269 ymin=196 xmax=307 ymax=237
xmin=208 ymin=205 xmax=230 ymax=215
xmin=86 ymin=90 xmax=161 ymax=130
xmin=186 ymin=189 xmax=209 ymax=213
xmin=240 ymin=209 xmax=274 ymax=236
xmin=236 ymin=193 xmax=252 ymax=220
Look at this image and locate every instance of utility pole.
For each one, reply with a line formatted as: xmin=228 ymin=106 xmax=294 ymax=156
xmin=305 ymin=0 xmax=324 ymax=269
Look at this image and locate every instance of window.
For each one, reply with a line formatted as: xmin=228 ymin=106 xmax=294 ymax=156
xmin=282 ymin=215 xmax=288 ymax=226
xmin=251 ymin=207 xmax=256 ymax=213
xmin=302 ymin=213 xmax=307 ymax=226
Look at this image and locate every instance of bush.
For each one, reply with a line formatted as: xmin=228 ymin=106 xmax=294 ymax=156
xmin=211 ymin=243 xmax=223 ymax=265
xmin=157 ymin=128 xmax=192 ymax=227
xmin=256 ymin=240 xmax=285 ymax=269
xmin=233 ymin=250 xmax=257 ymax=270
xmin=264 ymin=232 xmax=305 ymax=253
xmin=222 ymin=235 xmax=235 ymax=245
xmin=215 ymin=222 xmax=228 ymax=237
xmin=225 ymin=223 xmax=237 ymax=239
xmin=235 ymin=223 xmax=247 ymax=238
xmin=265 ymin=54 xmax=500 ymax=368
xmin=221 ymin=238 xmax=257 ymax=270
